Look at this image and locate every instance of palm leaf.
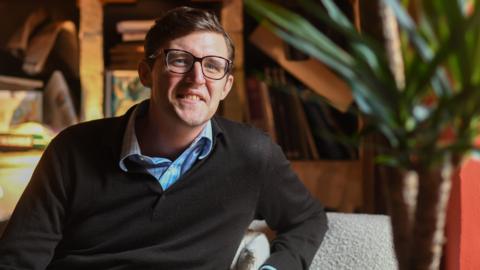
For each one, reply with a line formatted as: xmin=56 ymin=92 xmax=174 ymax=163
xmin=297 ymin=0 xmax=394 ymax=83
xmin=245 ymin=0 xmax=402 ymax=141
xmin=246 ymin=0 xmax=480 ymax=167
xmin=384 ymin=0 xmax=453 ymax=97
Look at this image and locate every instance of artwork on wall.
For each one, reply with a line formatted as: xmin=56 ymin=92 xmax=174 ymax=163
xmin=0 ymin=89 xmax=43 ymax=133
xmin=104 ymin=70 xmax=150 ymax=117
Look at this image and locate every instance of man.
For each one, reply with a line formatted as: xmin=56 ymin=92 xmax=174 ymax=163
xmin=0 ymin=7 xmax=327 ymax=270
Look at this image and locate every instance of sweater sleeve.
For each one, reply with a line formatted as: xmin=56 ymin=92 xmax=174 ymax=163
xmin=0 ymin=140 xmax=68 ymax=269
xmin=256 ymin=142 xmax=328 ymax=270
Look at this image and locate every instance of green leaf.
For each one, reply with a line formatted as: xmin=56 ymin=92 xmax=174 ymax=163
xmin=384 ymin=0 xmax=453 ymax=96
xmin=263 ymin=21 xmax=356 ymax=80
xmin=245 ymin=0 xmax=480 ymax=167
xmin=469 ymin=0 xmax=480 ymax=85
xmin=405 ymin=32 xmax=455 ymax=101
xmin=297 ymin=0 xmax=390 ymax=80
xmin=246 ymin=0 xmax=355 ymax=67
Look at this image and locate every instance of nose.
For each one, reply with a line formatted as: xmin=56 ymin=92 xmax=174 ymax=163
xmin=188 ymin=62 xmax=206 ymax=84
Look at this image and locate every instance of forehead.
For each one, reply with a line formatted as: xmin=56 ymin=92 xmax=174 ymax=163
xmin=165 ymin=31 xmax=229 ymax=58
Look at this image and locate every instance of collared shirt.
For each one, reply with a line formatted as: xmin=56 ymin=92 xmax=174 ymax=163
xmin=119 ymin=102 xmax=276 ymax=270
xmin=119 ymin=101 xmax=212 ymax=190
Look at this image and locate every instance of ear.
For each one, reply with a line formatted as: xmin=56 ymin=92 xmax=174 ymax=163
xmin=220 ymin=74 xmax=234 ymax=100
xmin=138 ymin=60 xmax=152 ymax=88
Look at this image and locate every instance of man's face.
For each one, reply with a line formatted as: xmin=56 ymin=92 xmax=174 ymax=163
xmin=140 ymin=31 xmax=234 ymax=128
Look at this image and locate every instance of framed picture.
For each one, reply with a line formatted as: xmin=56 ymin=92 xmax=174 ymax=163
xmin=104 ymin=70 xmax=151 ymax=117
xmin=0 ymin=89 xmax=43 ymax=133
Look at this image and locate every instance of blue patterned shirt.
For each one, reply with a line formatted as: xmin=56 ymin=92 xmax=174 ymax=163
xmin=119 ymin=101 xmax=212 ymax=190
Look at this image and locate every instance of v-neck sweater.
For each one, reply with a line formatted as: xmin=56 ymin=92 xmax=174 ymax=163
xmin=0 ymin=105 xmax=328 ymax=270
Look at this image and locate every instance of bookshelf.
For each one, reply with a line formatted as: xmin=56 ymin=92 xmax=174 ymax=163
xmin=82 ymin=0 xmax=370 ymax=213
xmin=0 ymin=1 xmax=80 ymax=220
xmin=75 ymin=0 xmax=370 ymax=213
xmin=79 ymin=0 xmax=247 ymax=122
xmin=242 ymin=0 xmax=369 ymax=212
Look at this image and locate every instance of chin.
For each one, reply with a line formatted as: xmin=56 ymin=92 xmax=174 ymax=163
xmin=177 ymin=114 xmax=210 ymax=127
xmin=182 ymin=119 xmax=206 ymax=127
xmin=174 ymin=106 xmax=214 ymax=127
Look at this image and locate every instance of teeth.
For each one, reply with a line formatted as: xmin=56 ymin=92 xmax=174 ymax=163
xmin=184 ymin=95 xmax=200 ymax=101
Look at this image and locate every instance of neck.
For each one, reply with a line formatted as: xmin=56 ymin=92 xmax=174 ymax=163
xmin=136 ymin=112 xmax=206 ymax=160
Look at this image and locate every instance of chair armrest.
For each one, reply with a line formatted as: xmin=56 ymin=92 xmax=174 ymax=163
xmin=310 ymin=213 xmax=398 ymax=270
xmin=234 ymin=213 xmax=398 ymax=270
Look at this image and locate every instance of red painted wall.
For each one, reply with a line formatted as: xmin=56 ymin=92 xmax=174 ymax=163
xmin=445 ymin=157 xmax=480 ymax=270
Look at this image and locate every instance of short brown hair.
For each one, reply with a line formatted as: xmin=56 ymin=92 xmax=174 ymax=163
xmin=144 ymin=6 xmax=235 ymax=66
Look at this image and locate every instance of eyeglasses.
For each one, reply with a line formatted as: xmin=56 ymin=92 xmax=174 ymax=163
xmin=148 ymin=49 xmax=232 ymax=80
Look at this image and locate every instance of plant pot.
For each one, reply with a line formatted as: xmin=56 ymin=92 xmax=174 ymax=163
xmin=386 ymin=159 xmax=454 ymax=270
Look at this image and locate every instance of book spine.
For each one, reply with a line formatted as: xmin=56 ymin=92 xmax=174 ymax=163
xmin=0 ymin=133 xmax=47 ymax=151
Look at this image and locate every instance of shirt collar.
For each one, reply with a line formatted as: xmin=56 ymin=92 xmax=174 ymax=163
xmin=197 ymin=120 xmax=212 ymax=159
xmin=119 ymin=100 xmax=213 ymax=171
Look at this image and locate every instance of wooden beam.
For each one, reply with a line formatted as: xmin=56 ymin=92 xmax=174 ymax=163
xmin=79 ymin=0 xmax=104 ymax=120
xmin=249 ymin=25 xmax=353 ymax=112
xmin=99 ymin=0 xmax=137 ymax=5
xmin=220 ymin=0 xmax=248 ymax=122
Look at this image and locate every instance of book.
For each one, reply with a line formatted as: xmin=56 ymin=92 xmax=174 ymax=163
xmin=257 ymin=80 xmax=276 ymax=142
xmin=100 ymin=0 xmax=137 ymax=4
xmin=286 ymin=84 xmax=319 ymax=160
xmin=0 ymin=75 xmax=43 ymax=90
xmin=121 ymin=32 xmax=146 ymax=42
xmin=109 ymin=42 xmax=144 ymax=70
xmin=104 ymin=70 xmax=150 ymax=117
xmin=268 ymin=82 xmax=298 ymax=159
xmin=116 ymin=20 xmax=154 ymax=33
xmin=0 ymin=122 xmax=54 ymax=151
xmin=249 ymin=25 xmax=353 ymax=112
xmin=109 ymin=42 xmax=144 ymax=54
xmin=245 ymin=76 xmax=277 ymax=141
xmin=0 ymin=133 xmax=47 ymax=151
xmin=301 ymin=94 xmax=357 ymax=160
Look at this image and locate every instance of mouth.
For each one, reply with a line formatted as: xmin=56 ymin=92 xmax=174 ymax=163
xmin=177 ymin=93 xmax=205 ymax=102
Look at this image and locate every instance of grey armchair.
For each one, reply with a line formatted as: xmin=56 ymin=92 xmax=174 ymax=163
xmin=233 ymin=213 xmax=398 ymax=270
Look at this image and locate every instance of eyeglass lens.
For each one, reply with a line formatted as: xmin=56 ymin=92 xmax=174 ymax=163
xmin=165 ymin=50 xmax=228 ymax=80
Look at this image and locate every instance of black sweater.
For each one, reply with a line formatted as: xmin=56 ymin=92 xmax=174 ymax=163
xmin=0 ymin=109 xmax=328 ymax=270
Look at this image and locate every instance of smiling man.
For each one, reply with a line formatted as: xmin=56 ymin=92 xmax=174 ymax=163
xmin=0 ymin=7 xmax=327 ymax=270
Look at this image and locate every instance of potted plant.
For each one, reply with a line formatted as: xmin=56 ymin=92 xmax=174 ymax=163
xmin=244 ymin=0 xmax=480 ymax=269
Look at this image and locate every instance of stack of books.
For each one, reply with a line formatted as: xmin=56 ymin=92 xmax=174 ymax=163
xmin=0 ymin=132 xmax=50 ymax=151
xmin=116 ymin=20 xmax=154 ymax=42
xmin=109 ymin=20 xmax=154 ymax=70
xmin=0 ymin=75 xmax=55 ymax=151
xmin=245 ymin=69 xmax=358 ymax=161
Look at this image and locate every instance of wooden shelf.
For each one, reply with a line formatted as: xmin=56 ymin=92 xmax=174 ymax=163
xmin=291 ymin=160 xmax=363 ymax=212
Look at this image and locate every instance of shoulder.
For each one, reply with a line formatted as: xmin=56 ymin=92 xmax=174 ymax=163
xmin=213 ymin=116 xmax=271 ymax=143
xmin=58 ymin=117 xmax=122 ymax=141
xmin=50 ymin=114 xmax=127 ymax=152
xmin=212 ymin=116 xmax=277 ymax=158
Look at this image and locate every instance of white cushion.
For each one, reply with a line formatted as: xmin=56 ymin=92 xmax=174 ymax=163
xmin=310 ymin=213 xmax=398 ymax=270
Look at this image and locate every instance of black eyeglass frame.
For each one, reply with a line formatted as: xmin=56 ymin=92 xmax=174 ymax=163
xmin=148 ymin=49 xmax=233 ymax=80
